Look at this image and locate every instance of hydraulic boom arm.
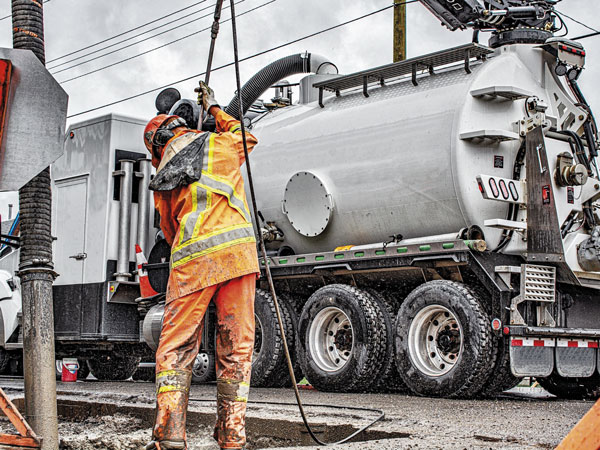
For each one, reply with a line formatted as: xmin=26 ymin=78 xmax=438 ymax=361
xmin=419 ymin=0 xmax=561 ymax=32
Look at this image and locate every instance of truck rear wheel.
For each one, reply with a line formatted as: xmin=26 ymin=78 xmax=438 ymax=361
xmin=297 ymin=284 xmax=386 ymax=392
xmin=132 ymin=365 xmax=155 ymax=382
xmin=365 ymin=289 xmax=408 ymax=393
xmin=264 ymin=293 xmax=303 ymax=388
xmin=479 ymin=336 xmax=521 ymax=397
xmin=251 ymin=288 xmax=290 ymax=387
xmin=537 ymin=372 xmax=600 ymax=400
xmin=87 ymin=353 xmax=140 ymax=381
xmin=192 ymin=352 xmax=216 ymax=384
xmin=0 ymin=348 xmax=9 ymax=374
xmin=395 ymin=280 xmax=495 ymax=398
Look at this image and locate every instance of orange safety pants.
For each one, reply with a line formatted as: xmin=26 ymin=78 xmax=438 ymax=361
xmin=152 ymin=274 xmax=255 ymax=449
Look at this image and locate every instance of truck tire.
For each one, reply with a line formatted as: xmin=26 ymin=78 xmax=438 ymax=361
xmin=395 ymin=280 xmax=495 ymax=398
xmin=0 ymin=348 xmax=9 ymax=374
xmin=192 ymin=352 xmax=216 ymax=384
xmin=479 ymin=336 xmax=521 ymax=397
xmin=251 ymin=288 xmax=289 ymax=387
xmin=87 ymin=353 xmax=141 ymax=381
xmin=8 ymin=356 xmax=22 ymax=376
xmin=297 ymin=284 xmax=387 ymax=393
xmin=132 ymin=365 xmax=155 ymax=382
xmin=537 ymin=372 xmax=600 ymax=400
xmin=365 ymin=289 xmax=408 ymax=393
xmin=77 ymin=360 xmax=91 ymax=380
xmin=264 ymin=293 xmax=303 ymax=388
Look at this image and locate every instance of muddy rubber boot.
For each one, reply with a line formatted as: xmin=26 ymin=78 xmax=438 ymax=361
xmin=153 ymin=369 xmax=192 ymax=447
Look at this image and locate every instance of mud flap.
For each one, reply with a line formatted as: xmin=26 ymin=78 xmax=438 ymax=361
xmin=510 ymin=337 xmax=554 ymax=377
xmin=554 ymin=339 xmax=598 ymax=377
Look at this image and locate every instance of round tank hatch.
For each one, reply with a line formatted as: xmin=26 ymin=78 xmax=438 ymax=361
xmin=283 ymin=171 xmax=333 ymax=237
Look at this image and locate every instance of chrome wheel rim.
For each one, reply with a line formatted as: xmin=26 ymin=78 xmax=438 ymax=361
xmin=408 ymin=305 xmax=462 ymax=377
xmin=309 ymin=307 xmax=354 ymax=372
xmin=192 ymin=352 xmax=210 ymax=378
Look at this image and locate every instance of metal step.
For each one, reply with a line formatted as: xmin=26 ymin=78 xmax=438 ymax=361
xmin=459 ymin=129 xmax=520 ymax=143
xmin=484 ymin=219 xmax=527 ymax=231
xmin=470 ymin=85 xmax=533 ymax=100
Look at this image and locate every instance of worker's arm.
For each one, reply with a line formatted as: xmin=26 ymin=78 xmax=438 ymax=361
xmin=211 ymin=107 xmax=258 ymax=164
xmin=153 ymin=192 xmax=177 ymax=246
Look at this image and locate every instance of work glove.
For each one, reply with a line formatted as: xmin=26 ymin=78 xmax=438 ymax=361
xmin=195 ymin=81 xmax=220 ymax=113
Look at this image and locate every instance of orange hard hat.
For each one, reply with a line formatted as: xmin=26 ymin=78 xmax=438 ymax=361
xmin=144 ymin=114 xmax=188 ymax=168
xmin=144 ymin=114 xmax=171 ymax=153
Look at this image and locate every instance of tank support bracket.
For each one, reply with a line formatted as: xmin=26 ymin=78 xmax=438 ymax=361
xmin=464 ymin=48 xmax=471 ymax=74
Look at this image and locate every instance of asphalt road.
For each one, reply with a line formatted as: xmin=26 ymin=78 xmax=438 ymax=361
xmin=0 ymin=378 xmax=594 ymax=449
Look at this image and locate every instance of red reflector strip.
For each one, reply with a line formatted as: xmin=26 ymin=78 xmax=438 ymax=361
xmin=512 ymin=337 xmax=555 ymax=347
xmin=557 ymin=338 xmax=599 ymax=348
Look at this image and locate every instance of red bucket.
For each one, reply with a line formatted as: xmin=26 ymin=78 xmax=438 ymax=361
xmin=61 ymin=358 xmax=79 ymax=382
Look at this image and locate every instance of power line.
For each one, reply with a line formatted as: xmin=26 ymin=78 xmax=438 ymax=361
xmin=58 ymin=0 xmax=273 ymax=84
xmin=50 ymin=1 xmax=242 ymax=73
xmin=0 ymin=0 xmax=51 ymax=21
xmin=67 ymin=1 xmax=418 ymax=118
xmin=555 ymin=9 xmax=599 ymax=34
xmin=47 ymin=0 xmax=210 ymax=65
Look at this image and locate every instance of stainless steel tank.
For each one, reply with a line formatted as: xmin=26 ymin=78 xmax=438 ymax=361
xmin=249 ymin=44 xmax=591 ymax=269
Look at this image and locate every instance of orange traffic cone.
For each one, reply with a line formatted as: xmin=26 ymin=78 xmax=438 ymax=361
xmin=556 ymin=399 xmax=600 ymax=450
xmin=136 ymin=244 xmax=159 ymax=298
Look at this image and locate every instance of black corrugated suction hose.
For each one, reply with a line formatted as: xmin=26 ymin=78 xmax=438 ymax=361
xmin=224 ymin=53 xmax=317 ymax=119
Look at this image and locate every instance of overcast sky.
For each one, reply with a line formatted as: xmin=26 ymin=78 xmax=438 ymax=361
xmin=0 ymin=0 xmax=598 ymax=217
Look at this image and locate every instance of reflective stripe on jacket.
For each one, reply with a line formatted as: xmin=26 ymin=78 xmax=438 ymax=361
xmin=153 ymin=109 xmax=259 ymax=301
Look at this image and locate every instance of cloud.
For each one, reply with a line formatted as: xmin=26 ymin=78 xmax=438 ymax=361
xmin=0 ymin=0 xmax=597 ymax=122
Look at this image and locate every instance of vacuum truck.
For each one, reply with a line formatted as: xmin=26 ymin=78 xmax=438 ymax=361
xmin=3 ymin=0 xmax=599 ymax=398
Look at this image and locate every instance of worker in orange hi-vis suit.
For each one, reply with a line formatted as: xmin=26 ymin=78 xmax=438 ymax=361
xmin=143 ymin=82 xmax=259 ymax=450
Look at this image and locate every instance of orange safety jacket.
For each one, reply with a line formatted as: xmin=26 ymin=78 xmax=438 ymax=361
xmin=153 ymin=109 xmax=259 ymax=301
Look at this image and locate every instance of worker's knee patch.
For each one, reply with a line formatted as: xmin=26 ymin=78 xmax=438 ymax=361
xmin=156 ymin=369 xmax=192 ymax=395
xmin=217 ymin=378 xmax=249 ymax=402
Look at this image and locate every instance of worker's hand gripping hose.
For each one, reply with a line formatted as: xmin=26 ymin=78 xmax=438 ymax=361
xmin=225 ymin=0 xmax=384 ymax=445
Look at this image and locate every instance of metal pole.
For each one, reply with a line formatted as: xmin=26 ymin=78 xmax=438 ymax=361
xmin=393 ymin=1 xmax=407 ymax=62
xmin=197 ymin=0 xmax=224 ymax=129
xmin=11 ymin=1 xmax=59 ymax=448
xmin=136 ymin=158 xmax=152 ymax=256
xmin=114 ymin=160 xmax=135 ymax=282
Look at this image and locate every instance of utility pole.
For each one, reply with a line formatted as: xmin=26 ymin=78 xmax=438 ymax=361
xmin=393 ymin=1 xmax=407 ymax=62
xmin=11 ymin=1 xmax=59 ymax=449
